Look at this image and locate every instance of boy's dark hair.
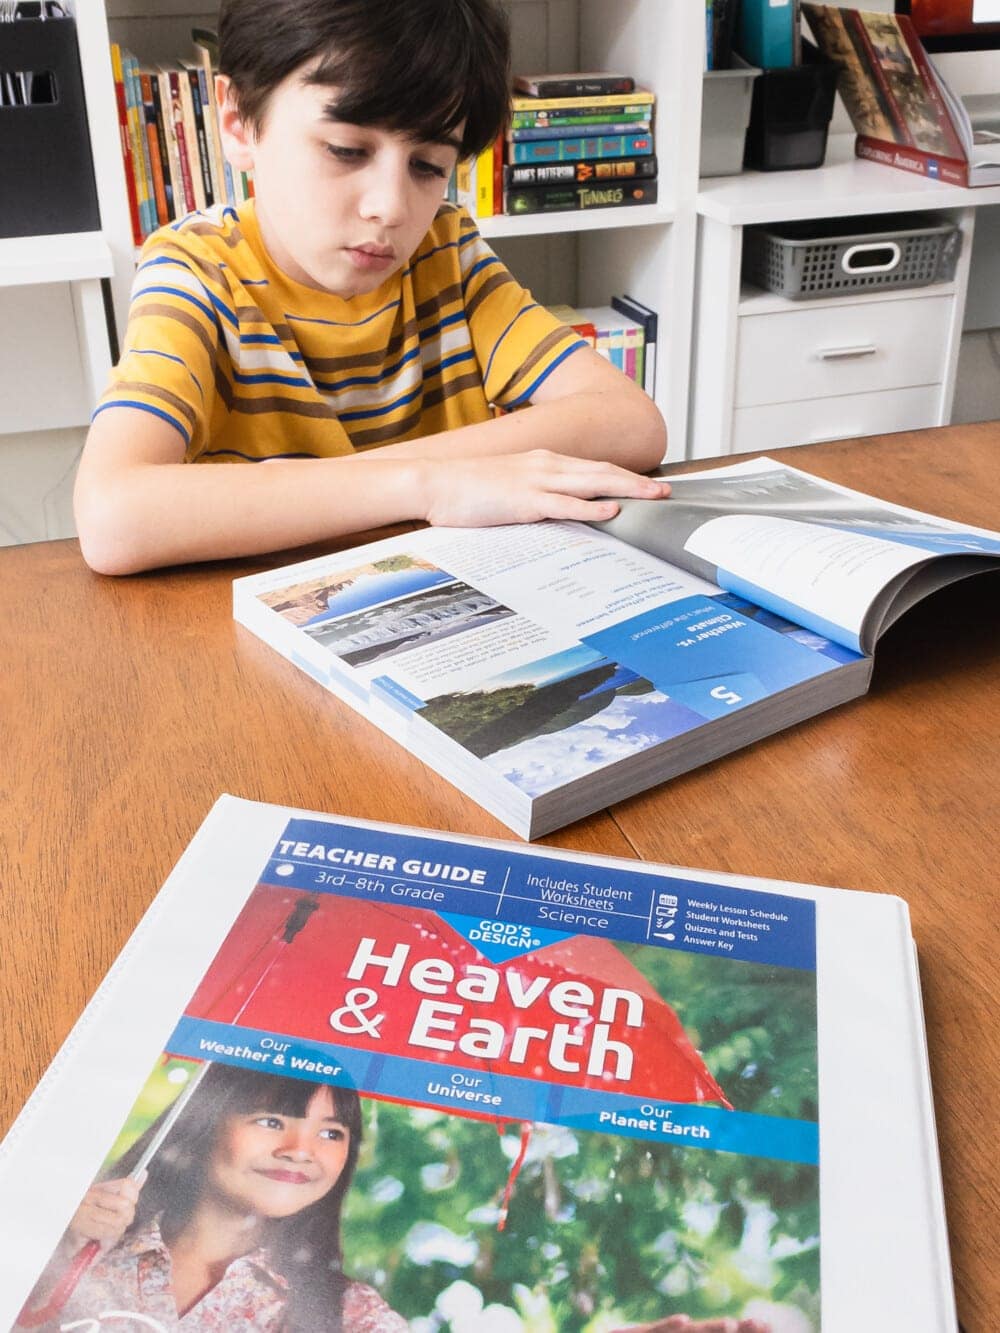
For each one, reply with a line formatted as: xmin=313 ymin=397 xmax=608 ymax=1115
xmin=219 ymin=0 xmax=511 ymax=158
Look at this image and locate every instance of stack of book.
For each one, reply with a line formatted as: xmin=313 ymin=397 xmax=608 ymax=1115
xmin=110 ymin=32 xmax=252 ymax=246
xmin=502 ymin=71 xmax=657 ymax=215
xmin=547 ymin=296 xmax=658 ymax=397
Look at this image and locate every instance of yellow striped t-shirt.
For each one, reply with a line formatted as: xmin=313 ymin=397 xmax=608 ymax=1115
xmin=96 ymin=201 xmax=586 ymax=462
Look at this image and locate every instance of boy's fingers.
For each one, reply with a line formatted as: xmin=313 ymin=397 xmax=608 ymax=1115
xmin=540 ymin=494 xmax=622 ymax=523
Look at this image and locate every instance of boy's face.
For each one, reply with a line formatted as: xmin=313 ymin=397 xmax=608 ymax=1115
xmin=219 ymin=66 xmax=462 ymax=298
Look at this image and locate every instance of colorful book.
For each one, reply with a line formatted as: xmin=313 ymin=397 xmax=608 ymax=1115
xmin=108 ymin=43 xmax=142 ymax=245
xmin=803 ymin=4 xmax=1000 ymax=186
xmin=509 ymin=120 xmax=651 ymax=141
xmin=138 ymin=70 xmax=169 ymax=226
xmin=508 ymin=132 xmax=654 ymax=164
xmin=121 ymin=49 xmax=154 ymax=239
xmin=505 ymin=155 xmax=658 ymax=187
xmin=550 ymin=304 xmax=646 ymax=383
xmin=511 ymin=89 xmax=654 ymax=113
xmin=155 ymin=68 xmax=188 ymax=217
xmin=192 ymin=27 xmax=235 ymax=207
xmin=510 ymin=109 xmax=651 ymax=129
xmin=505 ymin=178 xmax=658 ymax=214
xmin=147 ymin=69 xmax=177 ymax=220
xmin=173 ymin=64 xmax=205 ymax=211
xmin=735 ymin=0 xmax=796 ymax=68
xmin=612 ymin=292 xmax=659 ymax=397
xmin=0 ymin=794 xmax=959 ymax=1330
xmin=514 ymin=71 xmax=637 ymax=97
xmin=229 ymin=458 xmax=1000 ymax=840
xmin=182 ymin=64 xmax=216 ymax=207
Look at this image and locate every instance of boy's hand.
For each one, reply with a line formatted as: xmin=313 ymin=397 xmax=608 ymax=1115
xmin=421 ymin=450 xmax=670 ymax=527
xmin=66 ymin=1175 xmax=144 ymax=1251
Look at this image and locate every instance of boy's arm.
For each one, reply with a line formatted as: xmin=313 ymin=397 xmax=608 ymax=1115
xmin=74 ymin=354 xmax=668 ymax=575
xmin=386 ymin=344 xmax=664 ymax=470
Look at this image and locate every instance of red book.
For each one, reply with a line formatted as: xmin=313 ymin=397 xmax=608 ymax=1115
xmin=109 ymin=43 xmax=142 ymax=245
xmin=139 ymin=72 xmax=169 ymax=226
xmin=801 ymin=4 xmax=994 ymax=187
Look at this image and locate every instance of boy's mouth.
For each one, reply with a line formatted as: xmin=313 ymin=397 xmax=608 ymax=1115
xmin=346 ymin=244 xmax=396 ymax=272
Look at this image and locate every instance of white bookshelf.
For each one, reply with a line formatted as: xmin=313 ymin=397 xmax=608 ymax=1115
xmin=690 ymin=129 xmax=1000 ymax=459
xmin=0 ymin=1 xmax=131 ymax=433
xmin=86 ymin=0 xmax=704 ymax=458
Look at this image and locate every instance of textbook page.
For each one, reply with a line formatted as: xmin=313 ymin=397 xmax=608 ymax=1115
xmin=235 ymin=520 xmax=857 ymax=826
xmin=597 ymin=460 xmax=1000 ymax=653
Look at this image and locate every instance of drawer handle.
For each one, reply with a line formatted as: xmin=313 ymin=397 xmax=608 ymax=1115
xmin=841 ymin=241 xmax=902 ymax=274
xmin=816 ymin=344 xmax=878 ymax=360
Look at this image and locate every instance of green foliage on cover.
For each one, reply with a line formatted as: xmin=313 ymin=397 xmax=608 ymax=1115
xmin=343 ymin=950 xmax=820 ymax=1329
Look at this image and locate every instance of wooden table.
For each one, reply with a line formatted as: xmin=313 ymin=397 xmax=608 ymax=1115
xmin=1 ymin=424 xmax=997 ymax=1328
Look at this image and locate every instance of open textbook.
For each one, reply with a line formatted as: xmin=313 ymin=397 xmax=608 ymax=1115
xmin=232 ymin=458 xmax=1000 ymax=840
xmin=0 ymin=795 xmax=957 ymax=1330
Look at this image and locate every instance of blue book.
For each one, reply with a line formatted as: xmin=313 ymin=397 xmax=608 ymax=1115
xmin=509 ymin=120 xmax=651 ymax=142
xmin=735 ymin=0 xmax=795 ymax=68
xmin=508 ymin=132 xmax=654 ymax=164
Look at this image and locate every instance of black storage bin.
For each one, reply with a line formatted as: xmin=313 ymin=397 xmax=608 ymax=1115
xmin=0 ymin=14 xmax=100 ymax=238
xmin=744 ymin=41 xmax=837 ymax=172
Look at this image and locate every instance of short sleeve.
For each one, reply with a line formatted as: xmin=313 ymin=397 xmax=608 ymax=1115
xmin=456 ymin=213 xmax=587 ymax=408
xmin=94 ymin=234 xmax=224 ymax=460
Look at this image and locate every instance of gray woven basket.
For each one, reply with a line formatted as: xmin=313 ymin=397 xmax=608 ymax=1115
xmin=743 ymin=212 xmax=961 ymax=300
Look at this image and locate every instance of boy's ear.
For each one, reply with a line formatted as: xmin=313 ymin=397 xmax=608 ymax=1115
xmin=215 ymin=74 xmax=256 ymax=171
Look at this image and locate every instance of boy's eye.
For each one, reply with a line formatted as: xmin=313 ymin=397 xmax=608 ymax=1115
xmin=327 ymin=144 xmax=366 ymax=162
xmin=412 ymin=158 xmax=449 ymax=180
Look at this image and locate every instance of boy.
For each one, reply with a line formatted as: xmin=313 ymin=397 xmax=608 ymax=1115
xmin=74 ymin=0 xmax=669 ymax=575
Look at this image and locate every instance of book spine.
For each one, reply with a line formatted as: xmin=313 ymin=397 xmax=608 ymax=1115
xmin=508 ymin=132 xmax=654 ymax=164
xmin=150 ymin=73 xmax=177 ymax=219
xmin=168 ymin=72 xmax=198 ymax=213
xmin=624 ymin=326 xmax=644 ymax=384
xmin=186 ymin=69 xmax=215 ymax=206
xmin=509 ymin=120 xmax=650 ymax=142
xmin=194 ymin=66 xmax=222 ymax=209
xmin=175 ymin=69 xmax=205 ymax=211
xmin=511 ymin=110 xmax=651 ymax=130
xmin=854 ymin=136 xmax=969 ymax=186
xmin=475 ymin=142 xmax=494 ymax=217
xmin=736 ymin=0 xmax=794 ymax=68
xmin=139 ymin=72 xmax=169 ymax=227
xmin=492 ymin=131 xmax=504 ymax=216
xmin=454 ymin=156 xmax=475 ymax=213
xmin=517 ymin=76 xmax=635 ymax=98
xmin=511 ymin=91 xmax=653 ymax=113
xmin=110 ymin=44 xmax=142 ymax=246
xmin=194 ymin=41 xmax=233 ymax=208
xmin=505 ymin=155 xmax=657 ymax=186
xmin=505 ymin=179 xmax=657 ymax=214
xmin=123 ymin=52 xmax=153 ymax=239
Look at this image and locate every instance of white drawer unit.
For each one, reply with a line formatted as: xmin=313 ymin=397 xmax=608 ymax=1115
xmin=730 ymin=383 xmax=943 ymax=454
xmin=689 ymin=162 xmax=985 ymax=460
xmin=734 ymin=293 xmax=952 ymax=408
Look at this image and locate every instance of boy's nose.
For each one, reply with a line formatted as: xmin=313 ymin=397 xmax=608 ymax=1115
xmin=359 ymin=166 xmax=409 ymax=227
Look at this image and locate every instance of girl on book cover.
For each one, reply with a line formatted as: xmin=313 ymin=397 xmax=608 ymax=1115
xmin=20 ymin=1062 xmax=406 ymax=1332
